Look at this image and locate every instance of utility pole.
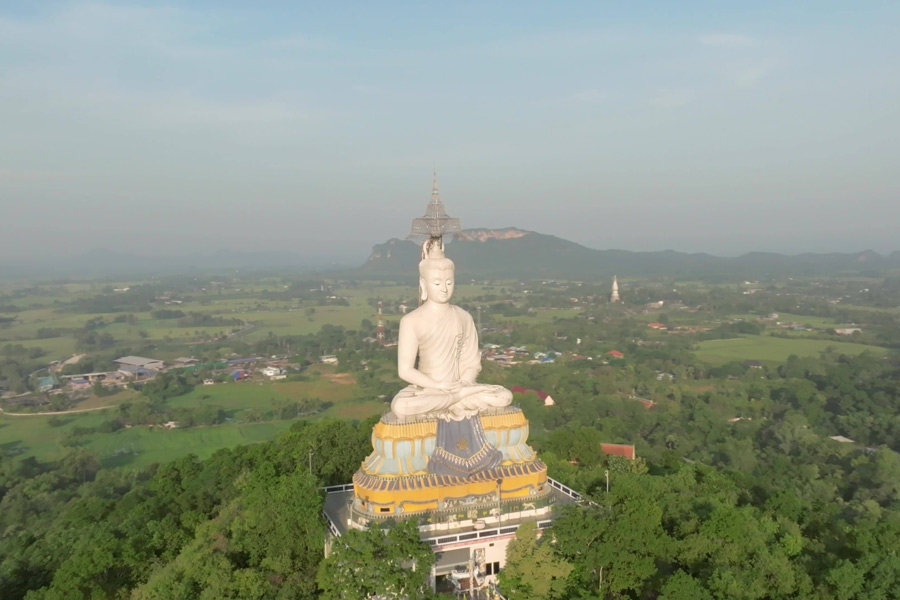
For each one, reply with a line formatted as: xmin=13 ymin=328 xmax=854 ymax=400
xmin=605 ymin=470 xmax=610 ymax=494
xmin=376 ymin=301 xmax=385 ymax=344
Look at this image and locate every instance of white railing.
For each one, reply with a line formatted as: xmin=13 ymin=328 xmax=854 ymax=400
xmin=322 ymin=484 xmax=352 ymax=537
xmin=423 ymin=518 xmax=553 ymax=548
xmin=323 ymin=478 xmax=590 ymax=540
xmin=324 ymin=514 xmax=341 ymax=537
xmin=323 ymin=483 xmax=355 ymax=493
xmin=547 ymin=477 xmax=581 ymax=500
xmin=325 ymin=478 xmax=581 ymax=501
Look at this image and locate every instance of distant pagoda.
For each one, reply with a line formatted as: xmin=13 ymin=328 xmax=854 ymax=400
xmin=610 ymin=275 xmax=621 ymax=303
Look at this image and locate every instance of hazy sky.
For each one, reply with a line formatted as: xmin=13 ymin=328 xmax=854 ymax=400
xmin=1 ymin=1 xmax=898 ymax=263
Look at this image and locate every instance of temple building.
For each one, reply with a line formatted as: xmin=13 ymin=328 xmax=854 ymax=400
xmin=610 ymin=275 xmax=621 ymax=303
xmin=322 ymin=177 xmax=578 ymax=594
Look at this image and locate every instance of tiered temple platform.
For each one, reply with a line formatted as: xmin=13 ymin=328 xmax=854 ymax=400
xmin=351 ymin=406 xmax=549 ymax=519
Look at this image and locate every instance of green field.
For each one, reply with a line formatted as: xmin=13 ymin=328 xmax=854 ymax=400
xmin=0 ymin=367 xmax=386 ymax=467
xmin=239 ymin=306 xmax=368 ymax=340
xmin=695 ymin=335 xmax=890 ymax=365
xmin=724 ymin=312 xmax=867 ymax=331
xmin=491 ymin=307 xmax=584 ymax=325
xmin=769 ymin=312 xmax=844 ymax=328
xmin=838 ymin=304 xmax=900 ymax=315
xmin=84 ymin=421 xmax=298 ymax=469
xmin=0 ymin=407 xmax=321 ymax=469
xmin=5 ymin=274 xmax=893 ymax=472
xmin=0 ymin=407 xmax=380 ymax=469
xmin=0 ymin=279 xmax=513 ymax=364
xmin=0 ymin=409 xmax=108 ymax=463
xmin=168 ymin=372 xmax=386 ymax=421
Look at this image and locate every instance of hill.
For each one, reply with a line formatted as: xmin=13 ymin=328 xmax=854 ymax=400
xmin=4 ymin=230 xmax=897 ymax=281
xmin=359 ymin=228 xmax=900 ymax=281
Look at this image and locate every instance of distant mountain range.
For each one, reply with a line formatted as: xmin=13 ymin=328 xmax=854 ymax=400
xmin=359 ymin=228 xmax=900 ymax=281
xmin=0 ymin=249 xmax=346 ymax=280
xmin=2 ymin=229 xmax=898 ymax=281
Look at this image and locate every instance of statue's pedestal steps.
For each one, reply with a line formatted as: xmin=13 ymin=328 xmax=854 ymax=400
xmin=352 ymin=407 xmax=549 ymax=516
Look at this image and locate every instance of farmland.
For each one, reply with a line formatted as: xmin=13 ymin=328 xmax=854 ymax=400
xmin=2 ymin=271 xmax=899 ymax=473
xmin=694 ymin=334 xmax=889 ymax=365
xmin=1 ymin=369 xmax=387 ymax=467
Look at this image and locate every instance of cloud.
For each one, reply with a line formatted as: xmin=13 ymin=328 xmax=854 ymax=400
xmin=540 ymin=89 xmax=608 ymax=106
xmin=699 ymin=33 xmax=758 ymax=48
xmin=566 ymin=89 xmax=607 ymax=103
xmin=697 ymin=34 xmax=775 ymax=89
xmin=1 ymin=68 xmax=315 ymax=133
xmin=651 ymin=88 xmax=695 ymax=107
xmin=0 ymin=3 xmax=215 ymax=58
xmin=263 ymin=36 xmax=333 ymax=52
xmin=729 ymin=61 xmax=775 ymax=89
xmin=477 ymin=30 xmax=617 ymax=59
xmin=0 ymin=3 xmax=337 ymax=137
xmin=0 ymin=168 xmax=74 ymax=184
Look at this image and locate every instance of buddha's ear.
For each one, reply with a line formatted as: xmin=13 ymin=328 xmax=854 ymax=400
xmin=419 ymin=278 xmax=427 ymax=303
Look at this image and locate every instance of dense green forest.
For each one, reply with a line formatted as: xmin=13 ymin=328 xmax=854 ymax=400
xmin=3 ymin=349 xmax=900 ymax=598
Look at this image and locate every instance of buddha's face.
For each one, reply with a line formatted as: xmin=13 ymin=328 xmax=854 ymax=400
xmin=422 ymin=268 xmax=454 ymax=304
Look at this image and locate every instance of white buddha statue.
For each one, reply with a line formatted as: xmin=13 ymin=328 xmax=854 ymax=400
xmin=391 ymin=246 xmax=512 ymax=421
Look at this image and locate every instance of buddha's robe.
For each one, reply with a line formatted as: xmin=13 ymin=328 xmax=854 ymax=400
xmin=391 ymin=305 xmax=512 ymax=421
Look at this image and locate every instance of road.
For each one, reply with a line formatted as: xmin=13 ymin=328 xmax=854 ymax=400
xmin=0 ymin=405 xmax=116 ymax=417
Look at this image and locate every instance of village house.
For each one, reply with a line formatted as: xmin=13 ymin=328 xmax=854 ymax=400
xmin=172 ymin=357 xmax=199 ymax=368
xmin=601 ymin=443 xmax=636 ymax=460
xmin=115 ymin=356 xmax=165 ymax=374
xmin=36 ymin=376 xmax=57 ymax=393
xmin=835 ymin=327 xmax=862 ymax=335
xmin=226 ymin=357 xmax=262 ymax=367
xmin=510 ymin=385 xmax=556 ymax=407
xmin=231 ymin=370 xmax=251 ymax=381
xmin=829 ymin=435 xmax=855 ymax=443
xmin=69 ymin=378 xmax=91 ymax=390
xmin=261 ymin=366 xmax=286 ymax=379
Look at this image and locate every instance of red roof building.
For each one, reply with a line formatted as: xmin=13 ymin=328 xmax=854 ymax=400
xmin=511 ymin=385 xmax=554 ymax=405
xmin=601 ymin=443 xmax=636 ymax=460
xmin=633 ymin=397 xmax=655 ymax=409
xmin=606 ymin=350 xmax=624 ymax=359
xmin=647 ymin=322 xmax=668 ymax=330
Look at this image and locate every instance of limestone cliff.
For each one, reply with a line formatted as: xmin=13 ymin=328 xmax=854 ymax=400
xmin=455 ymin=228 xmax=532 ymax=242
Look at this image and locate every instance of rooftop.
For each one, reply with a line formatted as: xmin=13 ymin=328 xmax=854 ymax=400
xmin=115 ymin=356 xmax=163 ymax=367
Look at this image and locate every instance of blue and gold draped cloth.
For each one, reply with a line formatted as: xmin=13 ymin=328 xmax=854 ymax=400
xmin=429 ymin=416 xmax=502 ymax=477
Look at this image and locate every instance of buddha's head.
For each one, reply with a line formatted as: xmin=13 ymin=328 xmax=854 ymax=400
xmin=418 ymin=248 xmax=455 ymax=304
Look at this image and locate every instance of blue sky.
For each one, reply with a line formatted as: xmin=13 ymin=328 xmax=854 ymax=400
xmin=1 ymin=1 xmax=898 ymax=262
